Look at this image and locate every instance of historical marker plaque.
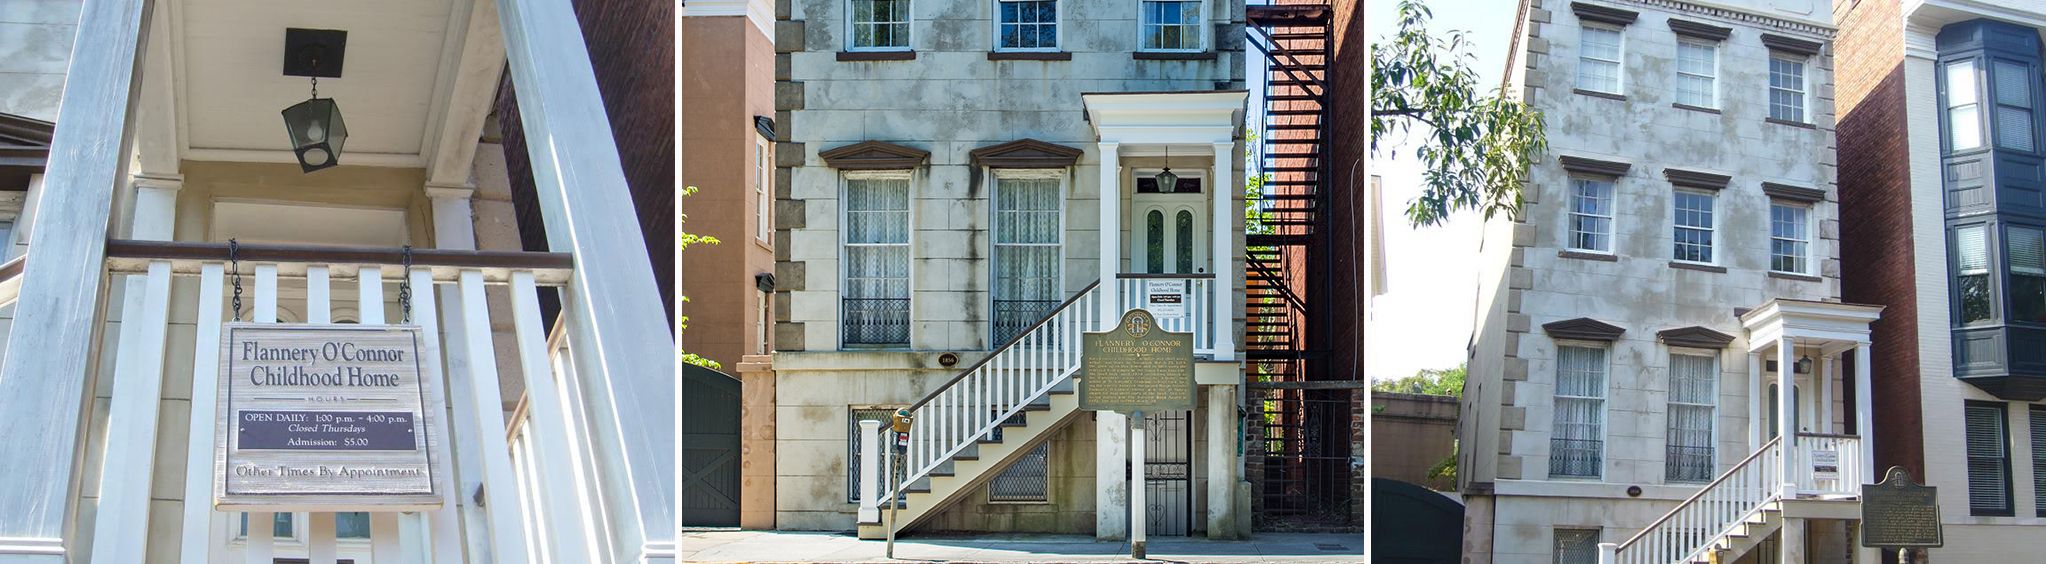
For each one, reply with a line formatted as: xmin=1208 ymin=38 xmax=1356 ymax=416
xmin=1079 ymin=310 xmax=1195 ymax=413
xmin=214 ymin=323 xmax=443 ymax=511
xmin=1861 ymin=467 xmax=1943 ymax=548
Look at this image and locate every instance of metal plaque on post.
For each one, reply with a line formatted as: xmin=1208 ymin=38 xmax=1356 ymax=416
xmin=1079 ymin=309 xmax=1195 ymax=413
xmin=214 ymin=323 xmax=443 ymax=511
xmin=1861 ymin=467 xmax=1943 ymax=548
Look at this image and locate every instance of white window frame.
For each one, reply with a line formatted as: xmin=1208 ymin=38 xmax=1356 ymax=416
xmin=1550 ymin=342 xmax=1610 ymax=480
xmin=1674 ymin=39 xmax=1718 ymax=108
xmin=1136 ymin=0 xmax=1207 ymax=53
xmin=989 ymin=168 xmax=1067 ymax=345
xmin=1665 ymin=350 xmax=1718 ymax=483
xmin=1769 ymin=53 xmax=1809 ymax=123
xmin=1576 ymin=24 xmax=1624 ymax=95
xmin=993 ymin=0 xmax=1061 ymax=52
xmin=1672 ymin=189 xmax=1716 ymax=265
xmin=227 ymin=512 xmax=375 ymax=557
xmin=1948 ymin=59 xmax=1985 ymax=152
xmin=846 ymin=0 xmax=913 ymax=52
xmin=1768 ymin=201 xmax=1813 ymax=275
xmin=840 ymin=170 xmax=915 ymax=347
xmin=756 ymin=135 xmax=773 ymax=243
xmin=756 ymin=287 xmax=771 ymax=355
xmin=1566 ymin=176 xmax=1616 ymax=254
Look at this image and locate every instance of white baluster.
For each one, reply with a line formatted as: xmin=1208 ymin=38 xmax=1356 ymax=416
xmin=408 ymin=267 xmax=465 ymax=564
xmin=455 ymin=270 xmax=532 ymax=562
xmin=511 ymin=271 xmax=598 ymax=560
xmin=247 ymin=264 xmax=278 ymax=564
xmin=179 ymin=264 xmax=226 ymax=563
xmin=306 ymin=265 xmax=331 ymax=324
xmin=91 ymin=260 xmax=173 ymax=564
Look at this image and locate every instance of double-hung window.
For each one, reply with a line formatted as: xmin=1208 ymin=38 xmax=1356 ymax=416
xmin=991 ymin=171 xmax=1062 ymax=345
xmin=2010 ymin=226 xmax=2046 ymax=323
xmin=1768 ymin=202 xmax=1810 ymax=274
xmin=757 ymin=137 xmax=772 ymax=243
xmin=1568 ymin=177 xmax=1615 ymax=253
xmin=1949 ymin=60 xmax=1985 ymax=152
xmin=996 ymin=0 xmax=1057 ymax=51
xmin=848 ymin=0 xmax=912 ymax=51
xmin=1769 ymin=55 xmax=1808 ymax=122
xmin=1577 ymin=26 xmax=1623 ymax=94
xmin=843 ymin=173 xmax=912 ymax=346
xmin=1666 ymin=353 xmax=1717 ymax=482
xmin=1965 ymin=401 xmax=2013 ymax=516
xmin=1957 ymin=225 xmax=1994 ymax=324
xmin=1550 ymin=345 xmax=1608 ymax=479
xmin=1993 ymin=61 xmax=2037 ymax=151
xmin=1672 ymin=191 xmax=1715 ymax=264
xmin=1139 ymin=0 xmax=1201 ymax=52
xmin=1674 ymin=40 xmax=1717 ymax=108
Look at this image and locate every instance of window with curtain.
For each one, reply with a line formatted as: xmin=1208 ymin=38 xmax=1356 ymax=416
xmin=1675 ymin=40 xmax=1717 ymax=108
xmin=2009 ymin=226 xmax=2046 ymax=323
xmin=1550 ymin=345 xmax=1607 ymax=479
xmin=1993 ymin=60 xmax=2036 ymax=152
xmin=843 ymin=175 xmax=911 ymax=345
xmin=1666 ymin=353 xmax=1716 ymax=482
xmin=1175 ymin=210 xmax=1194 ymax=273
xmin=996 ymin=0 xmax=1057 ymax=51
xmin=849 ymin=0 xmax=911 ymax=51
xmin=1568 ymin=177 xmax=1614 ymax=253
xmin=1138 ymin=0 xmax=1201 ymax=51
xmin=992 ymin=175 xmax=1062 ymax=344
xmin=1553 ymin=528 xmax=1600 ymax=564
xmin=1769 ymin=202 xmax=1810 ymax=274
xmin=1958 ymin=225 xmax=1993 ymax=324
xmin=1769 ymin=55 xmax=1807 ymax=122
xmin=1966 ymin=401 xmax=2013 ymax=516
xmin=1577 ymin=26 xmax=1622 ymax=94
xmin=1673 ymin=191 xmax=1715 ymax=263
xmin=1950 ymin=60 xmax=1984 ymax=152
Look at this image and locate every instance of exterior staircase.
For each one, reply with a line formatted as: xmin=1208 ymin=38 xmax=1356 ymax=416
xmin=855 ymin=282 xmax=1108 ymax=539
xmin=1603 ymin=434 xmax=1866 ymax=564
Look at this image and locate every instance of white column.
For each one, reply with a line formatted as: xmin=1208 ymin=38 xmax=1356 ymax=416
xmin=1094 ymin=142 xmax=1129 ymax=540
xmin=1205 ymin=384 xmax=1238 ymax=539
xmin=0 ymin=0 xmax=148 ymax=556
xmin=87 ymin=174 xmax=179 ymax=562
xmin=858 ymin=420 xmax=883 ymax=523
xmin=1130 ymin=412 xmax=1147 ymax=557
xmin=1749 ymin=351 xmax=1762 ymax=452
xmin=1818 ymin=353 xmax=1833 ymax=434
xmin=1777 ymin=337 xmax=1796 ymax=498
xmin=1097 ymin=142 xmax=1121 ymax=322
xmin=1210 ymin=142 xmax=1234 ymax=360
xmin=308 ymin=512 xmax=337 ymax=564
xmin=1779 ymin=517 xmax=1806 ymax=564
xmin=1855 ymin=343 xmax=1874 ymax=474
xmin=498 ymin=0 xmax=679 ymax=558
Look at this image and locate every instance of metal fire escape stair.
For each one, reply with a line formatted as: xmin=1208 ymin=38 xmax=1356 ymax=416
xmin=1245 ymin=2 xmax=1330 ymax=523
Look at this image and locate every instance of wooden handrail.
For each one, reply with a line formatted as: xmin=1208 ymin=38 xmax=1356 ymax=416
xmin=0 ymin=254 xmax=23 ymax=287
xmin=1615 ymin=436 xmax=1783 ymax=552
xmin=905 ymin=280 xmax=1101 ymax=411
xmin=1115 ymin=272 xmax=1217 ymax=279
xmin=1796 ymin=432 xmax=1859 ymax=439
xmin=104 ymin=239 xmax=572 ymax=270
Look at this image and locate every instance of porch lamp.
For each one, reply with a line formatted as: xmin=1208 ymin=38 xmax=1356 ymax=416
xmin=1154 ymin=146 xmax=1179 ymax=190
xmin=1795 ymin=355 xmax=1813 ymax=375
xmin=280 ymin=28 xmax=349 ymax=173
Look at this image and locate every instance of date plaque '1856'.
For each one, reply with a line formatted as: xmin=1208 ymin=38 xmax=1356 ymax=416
xmin=214 ymin=323 xmax=443 ymax=511
xmin=1079 ymin=309 xmax=1195 ymax=413
xmin=1861 ymin=466 xmax=1943 ymax=548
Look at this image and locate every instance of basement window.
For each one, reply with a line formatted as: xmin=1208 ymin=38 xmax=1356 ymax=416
xmin=1552 ymin=528 xmax=1600 ymax=564
xmin=988 ymin=442 xmax=1051 ymax=503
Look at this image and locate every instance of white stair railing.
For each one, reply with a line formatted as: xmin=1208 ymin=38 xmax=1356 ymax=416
xmin=1115 ymin=274 xmax=1215 ymax=355
xmin=1605 ymin=437 xmax=1783 ymax=564
xmin=1793 ymin=433 xmax=1863 ymax=497
xmin=888 ymin=280 xmax=1106 ymax=496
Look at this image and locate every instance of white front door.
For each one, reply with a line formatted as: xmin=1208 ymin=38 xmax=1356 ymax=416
xmin=1129 ymin=169 xmax=1210 ymax=275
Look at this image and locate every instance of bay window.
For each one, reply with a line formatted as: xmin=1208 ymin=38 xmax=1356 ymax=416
xmin=2009 ymin=226 xmax=2046 ymax=323
xmin=1948 ymin=60 xmax=1984 ymax=152
xmin=1957 ymin=225 xmax=1993 ymax=324
xmin=1993 ymin=61 xmax=2037 ymax=152
xmin=843 ymin=173 xmax=912 ymax=346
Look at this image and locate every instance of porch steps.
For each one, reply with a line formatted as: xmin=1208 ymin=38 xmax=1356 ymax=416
xmin=1696 ymin=503 xmax=1783 ymax=564
xmin=856 ymin=383 xmax=1082 ymax=539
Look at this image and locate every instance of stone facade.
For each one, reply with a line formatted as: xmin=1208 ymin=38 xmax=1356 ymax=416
xmin=1460 ymin=0 xmax=1839 ymax=561
xmin=772 ymin=0 xmax=1246 ymax=534
xmin=0 ymin=0 xmax=78 ymax=121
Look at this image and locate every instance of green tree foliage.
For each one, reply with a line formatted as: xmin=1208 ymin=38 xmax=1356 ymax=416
xmin=679 ymin=185 xmax=722 ymax=370
xmin=1371 ymin=363 xmax=1466 ymax=397
xmin=1373 ymin=0 xmax=1546 ymax=227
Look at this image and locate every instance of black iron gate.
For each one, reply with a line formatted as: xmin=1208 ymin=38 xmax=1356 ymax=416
xmin=1142 ymin=410 xmax=1194 ymax=536
xmin=1250 ymin=384 xmax=1359 ymax=530
xmin=682 ymin=365 xmax=742 ymax=527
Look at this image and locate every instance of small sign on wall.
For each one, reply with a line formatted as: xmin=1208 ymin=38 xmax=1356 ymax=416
xmin=1812 ymin=449 xmax=1840 ymax=480
xmin=1144 ymin=279 xmax=1187 ymax=319
xmin=214 ymin=323 xmax=443 ymax=511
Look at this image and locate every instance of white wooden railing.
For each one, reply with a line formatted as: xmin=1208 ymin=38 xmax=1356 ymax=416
xmin=881 ymin=281 xmax=1108 ymax=503
xmin=1792 ymin=433 xmax=1864 ymax=497
xmin=1116 ymin=274 xmax=1216 ymax=356
xmin=89 ymin=240 xmax=606 ymax=564
xmin=1605 ymin=437 xmax=1783 ymax=564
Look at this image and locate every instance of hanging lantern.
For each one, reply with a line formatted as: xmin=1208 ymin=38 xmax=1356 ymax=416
xmin=283 ymin=92 xmax=347 ymax=173
xmin=1154 ymin=146 xmax=1179 ymax=190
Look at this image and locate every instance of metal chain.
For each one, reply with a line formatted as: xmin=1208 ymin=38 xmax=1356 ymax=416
xmin=229 ymin=239 xmax=243 ymax=322
xmin=399 ymin=245 xmax=413 ymax=323
xmin=310 ymin=76 xmax=318 ymax=99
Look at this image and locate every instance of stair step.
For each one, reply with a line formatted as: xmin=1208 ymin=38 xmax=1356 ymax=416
xmin=1265 ymin=152 xmax=1320 ymax=159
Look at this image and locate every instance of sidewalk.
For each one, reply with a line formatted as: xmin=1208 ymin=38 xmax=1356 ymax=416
xmin=681 ymin=529 xmax=1366 ymax=563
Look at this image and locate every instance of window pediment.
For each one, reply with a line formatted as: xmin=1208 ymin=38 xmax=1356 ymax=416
xmin=1570 ymin=1 xmax=1637 ymax=26
xmin=969 ymin=138 xmax=1084 ymax=169
xmin=821 ymin=140 xmax=931 ymax=170
xmin=1657 ymin=326 xmax=1735 ymax=349
xmin=1543 ymin=317 xmax=1625 ymax=341
xmin=1762 ymin=181 xmax=1826 ymax=203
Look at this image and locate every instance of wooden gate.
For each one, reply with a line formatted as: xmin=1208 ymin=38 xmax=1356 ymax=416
xmin=682 ymin=365 xmax=743 ymax=526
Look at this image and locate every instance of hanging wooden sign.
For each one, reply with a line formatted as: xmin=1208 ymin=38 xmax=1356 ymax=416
xmin=213 ymin=323 xmax=444 ymax=511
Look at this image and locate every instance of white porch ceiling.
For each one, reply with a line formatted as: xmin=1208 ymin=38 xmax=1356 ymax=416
xmin=168 ymin=0 xmax=477 ymax=167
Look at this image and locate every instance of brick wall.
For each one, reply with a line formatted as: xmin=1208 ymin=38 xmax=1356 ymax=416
xmin=1831 ymin=0 xmax=1927 ymax=479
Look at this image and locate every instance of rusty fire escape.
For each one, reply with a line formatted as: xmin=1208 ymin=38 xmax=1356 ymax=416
xmin=1246 ymin=1 xmax=1349 ymax=530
